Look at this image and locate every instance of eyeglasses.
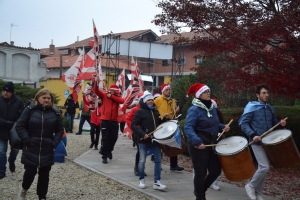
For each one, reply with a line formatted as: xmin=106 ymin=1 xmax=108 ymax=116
xmin=203 ymin=90 xmax=210 ymax=94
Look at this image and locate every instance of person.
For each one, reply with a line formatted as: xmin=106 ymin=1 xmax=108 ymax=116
xmin=131 ymin=93 xmax=167 ymax=190
xmin=75 ymin=97 xmax=91 ymax=135
xmin=239 ymin=84 xmax=286 ymax=200
xmin=64 ymin=94 xmax=79 ymax=133
xmin=184 ymin=83 xmax=230 ymax=200
xmin=125 ymin=93 xmax=147 ymax=176
xmin=0 ymin=82 xmax=24 ymax=179
xmin=93 ymin=79 xmax=125 ymax=164
xmin=16 ymin=88 xmax=64 ymax=200
xmin=83 ymin=94 xmax=102 ymax=150
xmin=154 ymin=84 xmax=184 ymax=171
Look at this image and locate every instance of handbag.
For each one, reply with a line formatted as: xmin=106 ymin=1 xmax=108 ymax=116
xmin=9 ymin=123 xmax=23 ymax=149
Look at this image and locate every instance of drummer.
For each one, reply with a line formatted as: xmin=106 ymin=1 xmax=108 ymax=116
xmin=184 ymin=83 xmax=230 ymax=200
xmin=154 ymin=83 xmax=184 ymax=171
xmin=239 ymin=84 xmax=286 ymax=200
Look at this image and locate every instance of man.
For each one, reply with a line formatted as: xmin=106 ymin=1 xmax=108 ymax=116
xmin=132 ymin=93 xmax=167 ymax=190
xmin=154 ymin=84 xmax=184 ymax=171
xmin=75 ymin=96 xmax=91 ymax=135
xmin=0 ymin=82 xmax=24 ymax=179
xmin=239 ymin=84 xmax=286 ymax=200
xmin=64 ymin=94 xmax=79 ymax=133
xmin=93 ymin=78 xmax=125 ymax=164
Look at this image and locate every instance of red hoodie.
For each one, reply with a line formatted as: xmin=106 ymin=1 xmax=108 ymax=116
xmin=83 ymin=96 xmax=101 ymax=126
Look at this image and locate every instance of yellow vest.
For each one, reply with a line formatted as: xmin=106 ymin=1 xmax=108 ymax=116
xmin=154 ymin=95 xmax=178 ymax=119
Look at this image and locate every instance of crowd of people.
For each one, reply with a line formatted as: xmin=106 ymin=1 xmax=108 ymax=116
xmin=0 ymin=80 xmax=287 ymax=200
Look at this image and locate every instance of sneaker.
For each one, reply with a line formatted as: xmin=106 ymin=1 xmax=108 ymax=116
xmin=139 ymin=179 xmax=146 ymax=189
xmin=18 ymin=188 xmax=27 ymax=200
xmin=0 ymin=172 xmax=5 ymax=179
xmin=75 ymin=132 xmax=82 ymax=135
xmin=245 ymin=184 xmax=256 ymax=200
xmin=210 ymin=184 xmax=220 ymax=191
xmin=108 ymin=152 xmax=113 ymax=160
xmin=153 ymin=180 xmax=166 ymax=190
xmin=89 ymin=144 xmax=94 ymax=148
xmin=102 ymin=158 xmax=108 ymax=164
xmin=170 ymin=165 xmax=184 ymax=171
xmin=9 ymin=162 xmax=16 ymax=172
xmin=257 ymin=195 xmax=264 ymax=200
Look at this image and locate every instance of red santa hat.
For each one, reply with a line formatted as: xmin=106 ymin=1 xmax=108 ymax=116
xmin=161 ymin=84 xmax=170 ymax=93
xmin=186 ymin=83 xmax=210 ymax=98
xmin=109 ymin=84 xmax=119 ymax=91
xmin=211 ymin=98 xmax=218 ymax=108
xmin=153 ymin=93 xmax=161 ymax=99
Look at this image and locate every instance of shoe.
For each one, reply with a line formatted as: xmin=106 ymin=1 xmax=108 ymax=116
xmin=170 ymin=165 xmax=184 ymax=171
xmin=210 ymin=184 xmax=220 ymax=191
xmin=70 ymin=131 xmax=73 ymax=133
xmin=245 ymin=184 xmax=256 ymax=200
xmin=0 ymin=172 xmax=5 ymax=179
xmin=102 ymin=158 xmax=108 ymax=164
xmin=75 ymin=132 xmax=82 ymax=135
xmin=134 ymin=167 xmax=139 ymax=176
xmin=153 ymin=180 xmax=166 ymax=190
xmin=94 ymin=147 xmax=98 ymax=150
xmin=108 ymin=152 xmax=113 ymax=160
xmin=89 ymin=144 xmax=94 ymax=148
xmin=123 ymin=133 xmax=126 ymax=137
xmin=18 ymin=188 xmax=27 ymax=200
xmin=257 ymin=195 xmax=264 ymax=200
xmin=139 ymin=179 xmax=146 ymax=189
xmin=9 ymin=162 xmax=16 ymax=172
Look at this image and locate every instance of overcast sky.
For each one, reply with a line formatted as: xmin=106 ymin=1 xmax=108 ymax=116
xmin=0 ymin=0 xmax=163 ymax=49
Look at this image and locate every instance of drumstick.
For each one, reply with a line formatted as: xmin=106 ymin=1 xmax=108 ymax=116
xmin=194 ymin=144 xmax=227 ymax=148
xmin=140 ymin=126 xmax=163 ymax=140
xmin=217 ymin=119 xmax=233 ymax=141
xmin=248 ymin=117 xmax=288 ymax=146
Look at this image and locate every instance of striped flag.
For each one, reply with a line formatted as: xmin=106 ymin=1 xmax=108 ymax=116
xmin=116 ymin=68 xmax=125 ymax=94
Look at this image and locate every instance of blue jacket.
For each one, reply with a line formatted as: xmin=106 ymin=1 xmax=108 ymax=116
xmin=240 ymin=102 xmax=278 ymax=143
xmin=184 ymin=105 xmax=225 ymax=147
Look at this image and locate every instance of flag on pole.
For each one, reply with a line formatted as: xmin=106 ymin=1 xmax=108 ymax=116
xmin=130 ymin=57 xmax=143 ymax=93
xmin=77 ymin=49 xmax=96 ymax=80
xmin=116 ymin=68 xmax=125 ymax=94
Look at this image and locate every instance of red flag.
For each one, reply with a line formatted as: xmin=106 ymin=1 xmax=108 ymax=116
xmin=77 ymin=49 xmax=96 ymax=80
xmin=116 ymin=68 xmax=125 ymax=94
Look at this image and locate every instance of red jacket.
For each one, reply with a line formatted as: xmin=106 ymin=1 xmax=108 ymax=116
xmin=83 ymin=96 xmax=101 ymax=126
xmin=125 ymin=105 xmax=140 ymax=131
xmin=94 ymin=82 xmax=125 ymax=121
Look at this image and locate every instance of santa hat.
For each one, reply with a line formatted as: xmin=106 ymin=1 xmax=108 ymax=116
xmin=153 ymin=93 xmax=161 ymax=99
xmin=186 ymin=83 xmax=210 ymax=98
xmin=109 ymin=84 xmax=119 ymax=91
xmin=211 ymin=98 xmax=218 ymax=108
xmin=161 ymin=84 xmax=170 ymax=93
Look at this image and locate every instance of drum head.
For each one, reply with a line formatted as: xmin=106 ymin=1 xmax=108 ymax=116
xmin=153 ymin=121 xmax=178 ymax=140
xmin=262 ymin=129 xmax=291 ymax=145
xmin=216 ymin=136 xmax=248 ymax=156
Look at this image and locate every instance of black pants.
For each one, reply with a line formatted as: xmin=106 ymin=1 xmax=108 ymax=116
xmin=22 ymin=165 xmax=51 ymax=199
xmin=170 ymin=156 xmax=178 ymax=167
xmin=188 ymin=143 xmax=221 ymax=200
xmin=119 ymin=122 xmax=125 ymax=133
xmin=100 ymin=120 xmax=119 ymax=159
xmin=90 ymin=123 xmax=100 ymax=147
xmin=78 ymin=115 xmax=90 ymax=133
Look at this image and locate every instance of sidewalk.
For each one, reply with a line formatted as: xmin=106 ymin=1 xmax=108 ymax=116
xmin=73 ymin=134 xmax=276 ymax=200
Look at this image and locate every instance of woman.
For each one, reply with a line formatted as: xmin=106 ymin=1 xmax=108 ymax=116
xmin=16 ymin=88 xmax=64 ymax=200
xmin=184 ymin=83 xmax=230 ymax=200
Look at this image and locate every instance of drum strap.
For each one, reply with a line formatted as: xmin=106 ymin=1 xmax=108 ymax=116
xmin=151 ymin=111 xmax=157 ymax=129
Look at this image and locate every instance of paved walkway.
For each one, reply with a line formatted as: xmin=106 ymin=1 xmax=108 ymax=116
xmin=73 ymin=133 xmax=276 ymax=200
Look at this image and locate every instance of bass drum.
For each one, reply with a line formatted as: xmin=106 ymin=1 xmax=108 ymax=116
xmin=215 ymin=136 xmax=256 ymax=182
xmin=262 ymin=129 xmax=300 ymax=168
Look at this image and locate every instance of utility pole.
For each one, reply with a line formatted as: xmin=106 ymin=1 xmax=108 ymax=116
xmin=60 ymin=54 xmax=63 ymax=78
xmin=10 ymin=23 xmax=18 ymax=44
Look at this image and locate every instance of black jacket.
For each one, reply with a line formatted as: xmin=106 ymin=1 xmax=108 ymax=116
xmin=64 ymin=98 xmax=79 ymax=115
xmin=131 ymin=100 xmax=163 ymax=144
xmin=0 ymin=94 xmax=24 ymax=140
xmin=16 ymin=103 xmax=64 ymax=167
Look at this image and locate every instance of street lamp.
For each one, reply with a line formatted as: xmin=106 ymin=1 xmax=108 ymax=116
xmin=10 ymin=23 xmax=18 ymax=44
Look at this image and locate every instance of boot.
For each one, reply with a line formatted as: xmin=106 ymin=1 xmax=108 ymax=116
xmin=18 ymin=188 xmax=27 ymax=200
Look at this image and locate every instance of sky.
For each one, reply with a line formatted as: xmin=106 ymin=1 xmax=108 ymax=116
xmin=0 ymin=0 xmax=163 ymax=49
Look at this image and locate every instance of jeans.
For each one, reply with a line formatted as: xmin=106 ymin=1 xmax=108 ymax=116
xmin=78 ymin=115 xmax=90 ymax=133
xmin=66 ymin=113 xmax=75 ymax=132
xmin=0 ymin=139 xmax=19 ymax=173
xmin=188 ymin=143 xmax=221 ymax=200
xmin=138 ymin=143 xmax=161 ymax=182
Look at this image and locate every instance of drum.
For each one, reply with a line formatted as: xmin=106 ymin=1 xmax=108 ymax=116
xmin=216 ymin=136 xmax=256 ymax=182
xmin=153 ymin=121 xmax=186 ymax=157
xmin=262 ymin=129 xmax=300 ymax=168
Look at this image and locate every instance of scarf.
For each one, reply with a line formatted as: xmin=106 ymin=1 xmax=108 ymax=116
xmin=192 ymin=98 xmax=214 ymax=117
xmin=238 ymin=101 xmax=270 ymax=125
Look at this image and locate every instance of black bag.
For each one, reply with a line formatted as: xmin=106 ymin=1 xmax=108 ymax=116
xmin=9 ymin=123 xmax=23 ymax=149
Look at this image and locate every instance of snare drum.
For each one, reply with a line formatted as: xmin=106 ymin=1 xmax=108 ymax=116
xmin=153 ymin=121 xmax=186 ymax=157
xmin=262 ymin=129 xmax=300 ymax=168
xmin=216 ymin=136 xmax=256 ymax=182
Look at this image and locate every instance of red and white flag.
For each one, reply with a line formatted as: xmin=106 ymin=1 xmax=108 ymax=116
xmin=77 ymin=49 xmax=96 ymax=80
xmin=116 ymin=68 xmax=125 ymax=94
xmin=130 ymin=57 xmax=143 ymax=93
xmin=97 ymin=58 xmax=106 ymax=90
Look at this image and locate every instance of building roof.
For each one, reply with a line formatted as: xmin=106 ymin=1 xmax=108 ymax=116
xmin=158 ymin=31 xmax=210 ymax=44
xmin=0 ymin=42 xmax=40 ymax=51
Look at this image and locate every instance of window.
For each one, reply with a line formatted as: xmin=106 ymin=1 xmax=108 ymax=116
xmin=177 ymin=57 xmax=186 ymax=66
xmin=195 ymin=57 xmax=203 ymax=64
xmin=162 ymin=59 xmax=170 ymax=66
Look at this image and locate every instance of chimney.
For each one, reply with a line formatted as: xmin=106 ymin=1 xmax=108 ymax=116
xmin=10 ymin=41 xmax=14 ymax=46
xmin=29 ymin=42 xmax=31 ymax=48
xmin=49 ymin=39 xmax=55 ymax=55
xmin=77 ymin=36 xmax=79 ymax=42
